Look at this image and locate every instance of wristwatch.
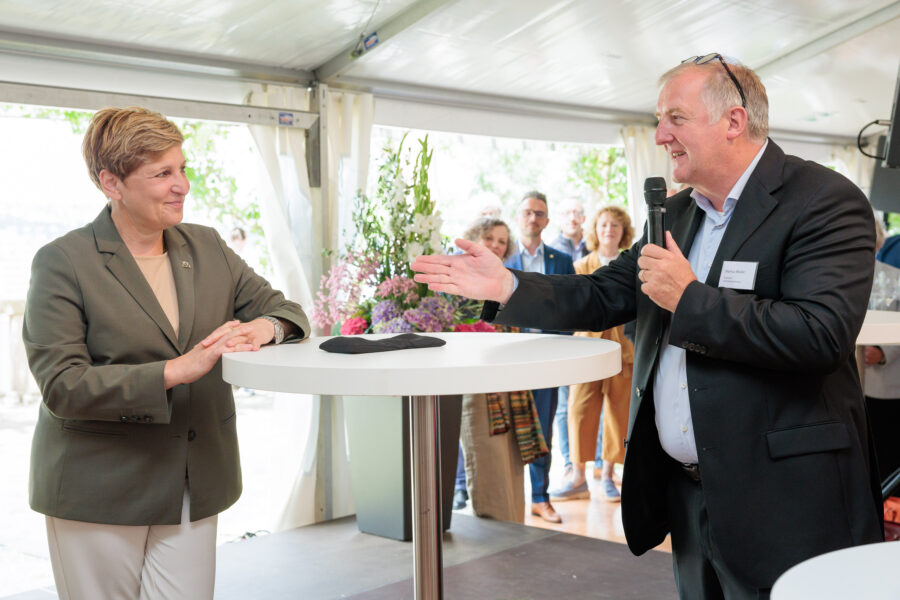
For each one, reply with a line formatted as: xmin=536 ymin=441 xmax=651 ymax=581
xmin=260 ymin=315 xmax=285 ymax=344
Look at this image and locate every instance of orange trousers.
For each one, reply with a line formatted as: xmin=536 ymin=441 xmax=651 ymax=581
xmin=568 ymin=353 xmax=633 ymax=465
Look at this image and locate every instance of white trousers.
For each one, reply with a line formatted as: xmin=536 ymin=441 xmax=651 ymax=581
xmin=46 ymin=486 xmax=217 ymax=600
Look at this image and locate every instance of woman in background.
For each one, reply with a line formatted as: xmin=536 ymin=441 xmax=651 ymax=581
xmin=456 ymin=217 xmax=548 ymax=522
xmin=23 ymin=107 xmax=309 ymax=600
xmin=553 ymin=206 xmax=634 ymax=502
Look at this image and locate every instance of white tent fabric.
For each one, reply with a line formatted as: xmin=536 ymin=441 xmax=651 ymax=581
xmin=620 ymin=125 xmax=674 ymax=236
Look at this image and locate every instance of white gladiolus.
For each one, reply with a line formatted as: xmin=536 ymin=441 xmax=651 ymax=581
xmin=407 ymin=242 xmax=425 ymax=261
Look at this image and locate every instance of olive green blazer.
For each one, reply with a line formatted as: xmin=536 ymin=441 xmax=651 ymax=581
xmin=23 ymin=206 xmax=310 ymax=525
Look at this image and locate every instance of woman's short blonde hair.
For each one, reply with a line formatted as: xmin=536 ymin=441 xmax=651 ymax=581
xmin=584 ymin=205 xmax=634 ymax=252
xmin=82 ymin=107 xmax=184 ymax=190
xmin=462 ymin=217 xmax=514 ymax=260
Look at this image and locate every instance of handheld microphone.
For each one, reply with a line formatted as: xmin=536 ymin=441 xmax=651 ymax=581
xmin=644 ymin=177 xmax=667 ymax=247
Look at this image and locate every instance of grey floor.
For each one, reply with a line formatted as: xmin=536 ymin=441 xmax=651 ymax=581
xmin=4 ymin=514 xmax=677 ymax=599
xmin=215 ymin=514 xmax=677 ymax=600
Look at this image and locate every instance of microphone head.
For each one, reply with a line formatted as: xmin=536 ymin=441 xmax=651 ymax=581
xmin=644 ymin=176 xmax=667 ymax=207
xmin=644 ymin=176 xmax=667 ymax=193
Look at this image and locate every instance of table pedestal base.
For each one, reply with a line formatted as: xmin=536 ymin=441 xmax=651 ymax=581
xmin=410 ymin=394 xmax=443 ymax=599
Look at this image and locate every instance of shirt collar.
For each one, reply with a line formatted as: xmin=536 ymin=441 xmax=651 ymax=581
xmin=690 ymin=139 xmax=768 ymax=221
xmin=518 ymin=240 xmax=545 ymax=258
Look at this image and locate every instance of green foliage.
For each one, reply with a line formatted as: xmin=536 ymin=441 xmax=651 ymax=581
xmin=3 ymin=104 xmax=268 ymax=269
xmin=887 ymin=213 xmax=900 ymax=236
xmin=176 ymin=120 xmax=267 ymax=268
xmin=469 ymin=140 xmax=629 ymax=214
xmin=568 ymin=147 xmax=629 ymax=206
xmin=12 ymin=106 xmax=94 ymax=133
xmin=473 ymin=148 xmax=545 ymax=209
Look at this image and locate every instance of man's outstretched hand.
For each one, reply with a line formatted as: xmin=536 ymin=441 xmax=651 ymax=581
xmin=411 ymin=238 xmax=515 ymax=303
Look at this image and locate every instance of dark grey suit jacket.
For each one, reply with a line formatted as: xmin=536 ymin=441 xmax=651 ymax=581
xmin=24 ymin=206 xmax=309 ymax=525
xmin=486 ymin=141 xmax=883 ymax=588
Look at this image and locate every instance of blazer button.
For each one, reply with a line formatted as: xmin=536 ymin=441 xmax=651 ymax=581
xmin=188 ymin=429 xmax=196 ymax=441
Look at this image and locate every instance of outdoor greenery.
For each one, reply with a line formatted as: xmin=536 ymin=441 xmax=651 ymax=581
xmin=568 ymin=146 xmax=629 ymax=206
xmin=3 ymin=104 xmax=267 ymax=265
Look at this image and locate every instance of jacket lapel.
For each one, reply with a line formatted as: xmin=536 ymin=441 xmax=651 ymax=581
xmin=544 ymin=248 xmax=556 ymax=274
xmin=164 ymin=227 xmax=195 ymax=351
xmin=504 ymin=252 xmax=523 ymax=270
xmin=671 ymin=195 xmax=703 ymax=256
xmin=634 ymin=194 xmax=703 ymax=401
xmin=93 ymin=207 xmax=181 ymax=351
xmin=705 ymin=142 xmax=781 ymax=287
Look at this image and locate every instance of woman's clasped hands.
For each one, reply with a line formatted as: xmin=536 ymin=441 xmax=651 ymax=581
xmin=164 ymin=318 xmax=276 ymax=388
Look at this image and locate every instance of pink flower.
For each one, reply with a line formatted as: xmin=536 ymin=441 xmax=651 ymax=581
xmin=453 ymin=321 xmax=496 ymax=333
xmin=472 ymin=320 xmax=497 ymax=332
xmin=340 ymin=316 xmax=368 ymax=335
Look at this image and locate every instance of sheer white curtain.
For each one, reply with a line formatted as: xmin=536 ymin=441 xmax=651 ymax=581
xmin=829 ymin=143 xmax=876 ymax=198
xmin=322 ymin=87 xmax=375 ymax=252
xmin=620 ymin=125 xmax=673 ymax=236
xmin=246 ymin=84 xmax=316 ymax=305
xmin=0 ymin=300 xmax=38 ymax=401
xmin=243 ymin=85 xmax=374 ymax=531
xmin=242 ymin=84 xmax=340 ymax=531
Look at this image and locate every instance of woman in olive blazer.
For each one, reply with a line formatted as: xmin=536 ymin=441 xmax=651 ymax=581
xmin=23 ymin=107 xmax=309 ymax=600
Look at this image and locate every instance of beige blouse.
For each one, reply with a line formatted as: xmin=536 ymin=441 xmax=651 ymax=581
xmin=134 ymin=253 xmax=179 ymax=336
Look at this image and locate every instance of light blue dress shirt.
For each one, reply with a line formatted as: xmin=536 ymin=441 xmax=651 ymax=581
xmin=654 ymin=141 xmax=768 ymax=464
xmin=518 ymin=241 xmax=546 ymax=274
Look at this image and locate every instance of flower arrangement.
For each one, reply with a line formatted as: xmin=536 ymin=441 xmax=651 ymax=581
xmin=310 ymin=134 xmax=481 ymax=335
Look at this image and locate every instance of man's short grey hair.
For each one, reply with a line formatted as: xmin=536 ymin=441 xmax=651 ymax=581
xmin=521 ymin=190 xmax=548 ymax=207
xmin=659 ymin=59 xmax=769 ymax=142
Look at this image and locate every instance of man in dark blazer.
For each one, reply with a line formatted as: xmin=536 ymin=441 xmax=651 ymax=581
xmin=506 ymin=191 xmax=575 ymax=523
xmin=413 ymin=57 xmax=883 ymax=598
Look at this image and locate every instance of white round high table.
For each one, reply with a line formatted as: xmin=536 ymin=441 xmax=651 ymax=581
xmin=771 ymin=541 xmax=900 ymax=599
xmin=222 ymin=332 xmax=621 ymax=600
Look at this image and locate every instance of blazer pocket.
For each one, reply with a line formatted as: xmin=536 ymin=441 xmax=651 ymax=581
xmin=62 ymin=420 xmax=129 ymax=438
xmin=766 ymin=421 xmax=850 ymax=460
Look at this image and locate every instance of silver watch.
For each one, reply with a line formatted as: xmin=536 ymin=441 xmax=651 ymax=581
xmin=261 ymin=316 xmax=285 ymax=344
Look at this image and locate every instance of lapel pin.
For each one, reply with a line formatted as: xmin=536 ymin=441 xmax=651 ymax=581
xmin=182 ymin=261 xmax=192 ymax=269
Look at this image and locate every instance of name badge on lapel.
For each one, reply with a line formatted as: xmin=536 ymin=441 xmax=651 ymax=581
xmin=719 ymin=261 xmax=758 ymax=290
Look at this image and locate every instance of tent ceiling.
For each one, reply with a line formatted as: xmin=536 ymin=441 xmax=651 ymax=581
xmin=1 ymin=0 xmax=899 ymax=140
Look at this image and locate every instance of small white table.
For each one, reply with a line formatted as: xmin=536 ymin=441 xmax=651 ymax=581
xmin=856 ymin=310 xmax=900 ymax=384
xmin=222 ymin=332 xmax=621 ymax=600
xmin=771 ymin=541 xmax=900 ymax=599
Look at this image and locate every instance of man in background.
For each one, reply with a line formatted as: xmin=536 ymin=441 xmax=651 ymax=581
xmin=548 ymin=197 xmax=590 ymax=499
xmin=505 ymin=190 xmax=574 ymax=523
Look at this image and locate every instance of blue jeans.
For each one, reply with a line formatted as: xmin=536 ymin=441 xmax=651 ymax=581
xmin=455 ymin=442 xmax=466 ymax=491
xmin=554 ymin=385 xmax=570 ymax=467
xmin=529 ymin=386 xmax=559 ymax=503
xmin=555 ymin=385 xmax=603 ymax=468
xmin=596 ymin=406 xmax=603 ymax=466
